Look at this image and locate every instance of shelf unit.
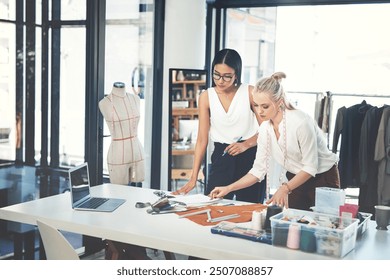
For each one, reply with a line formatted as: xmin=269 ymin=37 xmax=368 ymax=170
xmin=170 ymin=78 xmax=206 ymax=186
xmin=171 ymin=79 xmax=205 ymax=141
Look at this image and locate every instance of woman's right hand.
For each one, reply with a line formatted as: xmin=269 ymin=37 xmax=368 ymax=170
xmin=209 ymin=186 xmax=231 ymax=199
xmin=172 ymin=178 xmax=197 ymax=195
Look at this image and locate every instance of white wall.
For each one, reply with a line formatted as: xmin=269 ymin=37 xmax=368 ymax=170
xmin=161 ymin=0 xmax=206 ymax=190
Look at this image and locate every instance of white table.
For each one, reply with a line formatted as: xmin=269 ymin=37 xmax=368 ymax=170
xmin=0 ymin=184 xmax=389 ymax=260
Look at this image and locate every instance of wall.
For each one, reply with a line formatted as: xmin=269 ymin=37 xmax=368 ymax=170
xmin=160 ymin=0 xmax=206 ymax=190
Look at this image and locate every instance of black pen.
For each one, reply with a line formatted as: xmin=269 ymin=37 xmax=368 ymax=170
xmin=222 ymin=136 xmax=243 ymax=156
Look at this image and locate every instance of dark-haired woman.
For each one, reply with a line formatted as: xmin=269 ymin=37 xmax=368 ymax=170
xmin=174 ymin=48 xmax=265 ymax=203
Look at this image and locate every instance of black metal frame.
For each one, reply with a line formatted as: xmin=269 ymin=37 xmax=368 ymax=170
xmin=150 ymin=0 xmax=165 ymax=189
xmin=41 ymin=0 xmax=49 ymax=168
xmin=15 ymin=0 xmax=24 ymax=163
xmin=85 ymin=0 xmax=106 ymax=187
xmin=210 ymin=0 xmax=390 ymax=8
xmin=50 ymin=0 xmax=61 ymax=168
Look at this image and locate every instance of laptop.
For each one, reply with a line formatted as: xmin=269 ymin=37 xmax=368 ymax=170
xmin=68 ymin=162 xmax=126 ymax=212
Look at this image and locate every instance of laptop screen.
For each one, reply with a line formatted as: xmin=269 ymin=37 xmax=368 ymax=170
xmin=69 ymin=163 xmax=90 ymax=206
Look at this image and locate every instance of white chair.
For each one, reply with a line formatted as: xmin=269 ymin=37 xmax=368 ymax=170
xmin=37 ymin=219 xmax=80 ymax=260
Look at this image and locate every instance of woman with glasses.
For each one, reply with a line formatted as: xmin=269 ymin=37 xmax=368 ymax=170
xmin=173 ymin=48 xmax=266 ymax=203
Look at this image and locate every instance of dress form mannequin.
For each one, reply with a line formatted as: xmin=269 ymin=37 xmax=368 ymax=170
xmin=99 ymin=82 xmax=150 ymax=260
xmin=99 ymin=82 xmax=145 ymax=185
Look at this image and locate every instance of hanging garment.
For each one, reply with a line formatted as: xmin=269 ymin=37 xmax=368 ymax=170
xmin=375 ymin=107 xmax=390 ymax=206
xmin=358 ymin=106 xmax=384 ymax=214
xmin=386 ymin=115 xmax=390 ymax=175
xmin=338 ymin=100 xmax=372 ymax=188
xmin=316 ymin=97 xmax=325 ymax=129
xmin=332 ymin=106 xmax=346 ymax=153
xmin=321 ymin=95 xmax=331 ymax=133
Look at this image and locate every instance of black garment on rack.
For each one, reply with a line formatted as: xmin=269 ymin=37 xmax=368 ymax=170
xmin=316 ymin=95 xmax=331 ymax=133
xmin=332 ymin=106 xmax=346 ymax=153
xmin=338 ymin=100 xmax=372 ymax=189
xmin=375 ymin=107 xmax=390 ymax=206
xmin=358 ymin=106 xmax=384 ymax=215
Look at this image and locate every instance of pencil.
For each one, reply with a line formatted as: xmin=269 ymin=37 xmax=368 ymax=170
xmin=222 ymin=136 xmax=243 ymax=156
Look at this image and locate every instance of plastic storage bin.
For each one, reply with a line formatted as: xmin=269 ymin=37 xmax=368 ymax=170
xmin=270 ymin=208 xmax=358 ymax=258
xmin=356 ymin=212 xmax=372 ymax=239
xmin=311 ymin=207 xmax=372 ymax=240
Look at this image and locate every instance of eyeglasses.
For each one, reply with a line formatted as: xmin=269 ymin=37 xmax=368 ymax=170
xmin=213 ymin=72 xmax=235 ymax=82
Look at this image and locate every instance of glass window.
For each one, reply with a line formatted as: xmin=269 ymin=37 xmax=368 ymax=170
xmin=35 ymin=27 xmax=42 ymax=163
xmin=275 ymin=5 xmax=390 ymax=95
xmin=226 ymin=8 xmax=277 ymax=85
xmin=106 ymin=0 xmax=140 ymax=20
xmin=0 ymin=22 xmax=16 ymax=161
xmin=103 ymin=0 xmax=154 ymax=176
xmin=226 ymin=4 xmax=390 ymax=124
xmin=225 ymin=3 xmax=390 ymax=199
xmin=36 ymin=0 xmax=42 ymax=25
xmin=61 ymin=0 xmax=86 ymax=20
xmin=0 ymin=0 xmax=16 ymax=21
xmin=59 ymin=27 xmax=86 ymax=167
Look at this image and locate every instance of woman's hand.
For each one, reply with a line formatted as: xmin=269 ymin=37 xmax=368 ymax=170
xmin=172 ymin=178 xmax=197 ymax=195
xmin=266 ymin=184 xmax=290 ymax=208
xmin=224 ymin=142 xmax=248 ymax=156
xmin=209 ymin=186 xmax=231 ymax=199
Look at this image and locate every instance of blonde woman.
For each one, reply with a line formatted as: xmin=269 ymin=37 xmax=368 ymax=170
xmin=210 ymin=72 xmax=339 ymax=210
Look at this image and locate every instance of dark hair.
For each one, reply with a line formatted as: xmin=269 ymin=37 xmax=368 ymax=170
xmin=211 ymin=48 xmax=242 ymax=86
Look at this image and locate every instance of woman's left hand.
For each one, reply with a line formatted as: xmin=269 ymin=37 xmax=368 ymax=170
xmin=266 ymin=184 xmax=290 ymax=208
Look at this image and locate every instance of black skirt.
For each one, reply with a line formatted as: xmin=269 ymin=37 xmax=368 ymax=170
xmin=204 ymin=142 xmax=266 ymax=203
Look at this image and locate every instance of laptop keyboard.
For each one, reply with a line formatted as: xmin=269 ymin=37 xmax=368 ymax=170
xmin=80 ymin=197 xmax=109 ymax=209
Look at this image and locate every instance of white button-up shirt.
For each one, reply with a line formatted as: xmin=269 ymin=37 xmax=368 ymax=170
xmin=249 ymin=109 xmax=338 ymax=181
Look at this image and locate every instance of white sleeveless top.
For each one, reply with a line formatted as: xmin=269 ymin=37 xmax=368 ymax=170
xmin=208 ymin=84 xmax=259 ymax=144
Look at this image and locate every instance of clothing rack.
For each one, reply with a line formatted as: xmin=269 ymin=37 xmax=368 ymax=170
xmin=288 ymin=90 xmax=390 ymax=148
xmin=288 ymin=91 xmax=390 ymax=213
xmin=288 ymin=90 xmax=389 ymax=101
xmin=327 ymin=92 xmax=389 ymax=98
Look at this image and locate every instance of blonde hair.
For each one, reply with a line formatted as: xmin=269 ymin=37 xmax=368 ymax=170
xmin=254 ymin=71 xmax=294 ymax=110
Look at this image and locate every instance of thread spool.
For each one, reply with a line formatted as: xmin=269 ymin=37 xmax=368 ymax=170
xmin=260 ymin=210 xmax=267 ymax=229
xmin=300 ymin=228 xmax=317 ymax=252
xmin=264 ymin=205 xmax=283 ymax=233
xmin=287 ymin=224 xmax=301 ymax=249
xmin=272 ymin=223 xmax=289 ymax=246
xmin=251 ymin=211 xmax=262 ymax=231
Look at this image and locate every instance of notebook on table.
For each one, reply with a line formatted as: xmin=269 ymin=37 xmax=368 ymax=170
xmin=68 ymin=162 xmax=126 ymax=212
